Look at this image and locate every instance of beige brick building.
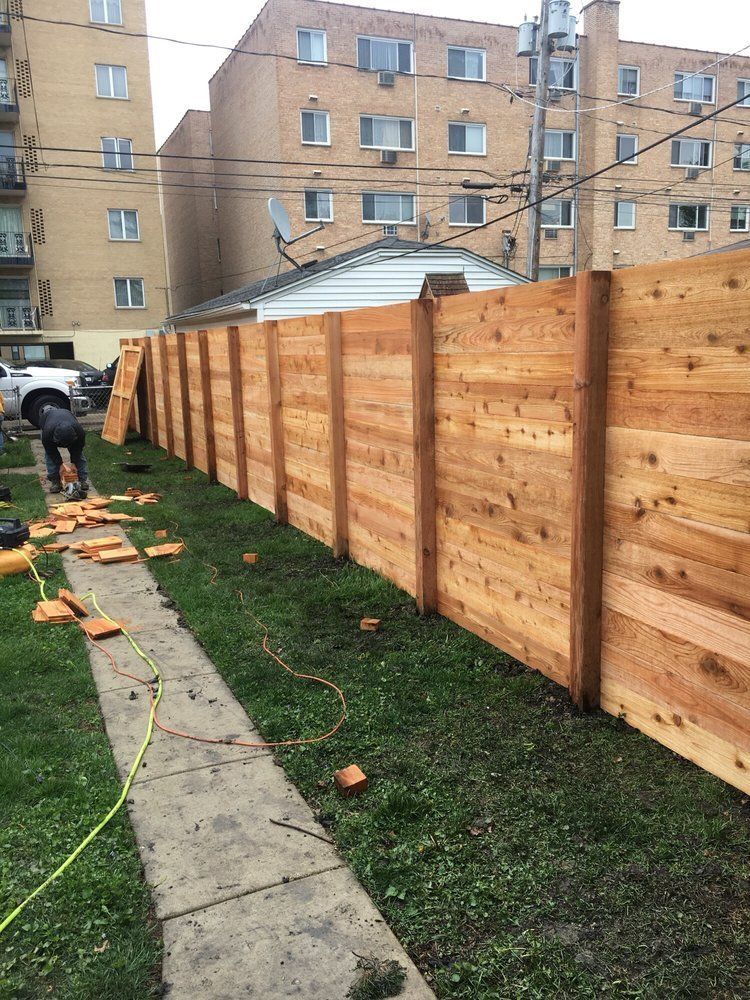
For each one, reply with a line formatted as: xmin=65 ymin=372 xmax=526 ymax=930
xmin=0 ymin=0 xmax=166 ymax=366
xmin=160 ymin=0 xmax=750 ymax=311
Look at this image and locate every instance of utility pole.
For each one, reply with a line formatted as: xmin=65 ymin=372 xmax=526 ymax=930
xmin=526 ymin=0 xmax=552 ymax=281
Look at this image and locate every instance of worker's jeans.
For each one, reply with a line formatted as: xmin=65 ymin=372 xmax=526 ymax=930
xmin=44 ymin=445 xmax=88 ymax=484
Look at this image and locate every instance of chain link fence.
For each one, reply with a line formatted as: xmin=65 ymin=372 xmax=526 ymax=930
xmin=69 ymin=384 xmax=112 ymax=417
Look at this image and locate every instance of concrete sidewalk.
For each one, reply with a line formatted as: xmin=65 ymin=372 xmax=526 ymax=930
xmin=31 ymin=440 xmax=434 ymax=999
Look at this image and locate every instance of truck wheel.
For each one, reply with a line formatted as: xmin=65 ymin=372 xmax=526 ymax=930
xmin=27 ymin=393 xmax=69 ymax=429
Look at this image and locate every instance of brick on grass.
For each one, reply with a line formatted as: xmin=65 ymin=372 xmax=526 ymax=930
xmin=360 ymin=618 xmax=381 ymax=632
xmin=334 ymin=765 xmax=368 ymax=798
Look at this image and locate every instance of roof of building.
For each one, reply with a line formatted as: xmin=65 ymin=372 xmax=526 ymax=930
xmin=420 ymin=273 xmax=471 ymax=298
xmin=703 ymin=239 xmax=750 ymax=255
xmin=168 ymin=237 xmax=525 ymax=322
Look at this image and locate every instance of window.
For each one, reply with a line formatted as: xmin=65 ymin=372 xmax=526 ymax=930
xmin=448 ymin=121 xmax=486 ymax=155
xmin=617 ymin=65 xmax=640 ymax=97
xmin=300 ymin=110 xmax=329 ymax=145
xmin=304 ymin=189 xmax=332 ymax=222
xmin=668 ymin=204 xmax=709 ymax=230
xmin=543 ymin=129 xmax=575 ymax=160
xmin=674 ymin=72 xmax=715 ymax=103
xmin=738 ymin=80 xmax=750 ymax=108
xmin=671 ymin=138 xmax=712 ymax=167
xmin=448 ymin=195 xmax=485 ymax=226
xmin=95 ymin=64 xmax=128 ymax=99
xmin=530 ymin=56 xmax=576 ymax=90
xmin=361 ymin=192 xmax=415 ymax=224
xmin=540 ymin=198 xmax=574 ymax=228
xmin=108 ymin=209 xmax=139 ymax=241
xmin=359 ymin=115 xmax=414 ymax=150
xmin=447 ymin=46 xmax=485 ymax=81
xmin=616 ymin=134 xmax=638 ymax=164
xmin=733 ymin=143 xmax=750 ymax=170
xmin=101 ymin=137 xmax=133 ymax=170
xmin=297 ymin=28 xmax=327 ymax=64
xmin=730 ymin=205 xmax=750 ymax=231
xmin=356 ymin=36 xmax=412 ymax=73
xmin=114 ymin=277 xmax=145 ymax=308
xmin=539 ymin=265 xmax=572 ymax=281
xmin=90 ymin=0 xmax=122 ymax=24
xmin=614 ymin=201 xmax=636 ymax=229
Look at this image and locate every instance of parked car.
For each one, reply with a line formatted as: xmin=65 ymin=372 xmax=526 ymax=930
xmin=20 ymin=358 xmax=105 ymax=387
xmin=101 ymin=357 xmax=119 ymax=386
xmin=0 ymin=360 xmax=92 ymax=426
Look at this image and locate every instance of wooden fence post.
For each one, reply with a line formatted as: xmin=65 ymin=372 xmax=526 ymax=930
xmin=226 ymin=324 xmax=248 ymax=500
xmin=324 ymin=311 xmax=348 ymax=558
xmin=569 ymin=270 xmax=612 ymax=711
xmin=196 ymin=330 xmax=217 ymax=482
xmin=410 ymin=297 xmax=437 ymax=615
xmin=175 ymin=331 xmax=194 ymax=469
xmin=263 ymin=319 xmax=288 ymax=523
xmin=157 ymin=333 xmax=175 ymax=459
xmin=144 ymin=336 xmax=158 ymax=446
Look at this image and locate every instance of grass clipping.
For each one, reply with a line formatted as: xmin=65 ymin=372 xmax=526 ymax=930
xmin=347 ymin=955 xmax=407 ymax=1000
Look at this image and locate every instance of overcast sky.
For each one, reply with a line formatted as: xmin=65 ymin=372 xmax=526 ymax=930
xmin=146 ymin=0 xmax=747 ymax=146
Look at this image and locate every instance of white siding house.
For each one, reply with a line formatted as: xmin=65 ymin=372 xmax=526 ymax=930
xmin=168 ymin=239 xmax=527 ymax=330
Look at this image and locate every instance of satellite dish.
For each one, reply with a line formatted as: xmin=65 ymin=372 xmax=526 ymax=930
xmin=268 ymin=197 xmax=292 ymax=243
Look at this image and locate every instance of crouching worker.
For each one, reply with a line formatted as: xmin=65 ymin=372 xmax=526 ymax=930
xmin=39 ymin=405 xmax=89 ymax=496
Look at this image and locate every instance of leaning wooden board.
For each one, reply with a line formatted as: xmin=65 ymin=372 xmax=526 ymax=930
xmin=102 ymin=344 xmax=145 ymax=445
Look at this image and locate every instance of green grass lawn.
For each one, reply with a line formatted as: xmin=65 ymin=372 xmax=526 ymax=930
xmin=0 ymin=472 xmax=161 ymax=1000
xmin=0 ymin=434 xmax=34 ymax=469
xmin=87 ymin=434 xmax=750 ymax=999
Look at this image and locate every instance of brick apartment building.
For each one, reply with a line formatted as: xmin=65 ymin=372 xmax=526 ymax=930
xmin=160 ymin=0 xmax=750 ymax=314
xmin=0 ymin=0 xmax=166 ymax=365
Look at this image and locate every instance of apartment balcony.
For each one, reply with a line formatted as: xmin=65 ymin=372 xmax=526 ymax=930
xmin=0 ymin=231 xmax=32 ymax=266
xmin=0 ymin=305 xmax=41 ymax=334
xmin=0 ymin=159 xmax=26 ymax=196
xmin=0 ymin=3 xmax=11 ymax=49
xmin=0 ymin=78 xmax=18 ymax=121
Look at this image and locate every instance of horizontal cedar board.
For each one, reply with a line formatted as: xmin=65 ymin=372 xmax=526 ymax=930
xmin=434 ymin=351 xmax=573 ymax=384
xmin=435 ymin=440 xmax=572 ymax=492
xmin=607 ymin=349 xmax=749 ymax=392
xmin=435 ymin=412 xmax=572 ymax=456
xmin=606 ymin=426 xmax=750 ymax=485
xmin=607 ymin=388 xmax=750 ymax=439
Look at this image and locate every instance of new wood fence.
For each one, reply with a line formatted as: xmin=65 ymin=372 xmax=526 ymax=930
xmin=127 ymin=249 xmax=750 ymax=793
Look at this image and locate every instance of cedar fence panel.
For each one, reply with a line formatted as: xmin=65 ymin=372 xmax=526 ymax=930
xmin=130 ymin=250 xmax=749 ymax=794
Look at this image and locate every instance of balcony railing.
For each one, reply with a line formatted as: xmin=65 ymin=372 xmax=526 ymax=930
xmin=0 ymin=2 xmax=9 ymax=33
xmin=0 ymin=77 xmax=18 ymax=110
xmin=0 ymin=231 xmax=32 ymax=265
xmin=0 ymin=304 xmax=41 ymax=333
xmin=0 ymin=159 xmax=26 ymax=191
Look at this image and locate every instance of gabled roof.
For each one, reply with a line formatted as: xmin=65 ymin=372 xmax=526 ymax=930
xmin=420 ymin=273 xmax=471 ymax=298
xmin=168 ymin=237 xmax=526 ymax=322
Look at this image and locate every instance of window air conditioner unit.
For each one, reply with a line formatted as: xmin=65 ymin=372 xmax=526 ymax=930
xmin=378 ymin=70 xmax=395 ymax=86
xmin=685 ymin=166 xmax=700 ymax=180
xmin=545 ymin=160 xmax=561 ymax=173
xmin=380 ymin=149 xmax=398 ymax=164
xmin=682 ymin=230 xmax=695 ymax=241
xmin=548 ymin=88 xmax=562 ymax=102
xmin=382 ymin=224 xmax=397 ymax=236
xmin=543 ymin=228 xmax=558 ymax=240
xmin=689 ymin=101 xmax=702 ymax=115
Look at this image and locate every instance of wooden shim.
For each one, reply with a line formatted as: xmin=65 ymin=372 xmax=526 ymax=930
xmin=158 ymin=334 xmax=175 ymax=458
xmin=175 ymin=331 xmax=194 ymax=469
xmin=227 ymin=325 xmax=248 ymax=500
xmin=264 ymin=319 xmax=288 ymax=523
xmin=324 ymin=311 xmax=348 ymax=558
xmin=197 ymin=330 xmax=217 ymax=482
xmin=411 ymin=297 xmax=437 ymax=615
xmin=569 ymin=270 xmax=612 ymax=711
xmin=102 ymin=344 xmax=144 ymax=445
xmin=144 ymin=336 xmax=158 ymax=445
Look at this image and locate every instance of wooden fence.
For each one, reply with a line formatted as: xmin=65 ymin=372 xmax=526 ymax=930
xmin=127 ymin=250 xmax=750 ymax=793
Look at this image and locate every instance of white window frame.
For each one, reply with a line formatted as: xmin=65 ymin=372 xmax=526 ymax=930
xmin=530 ymin=56 xmax=577 ymax=91
xmin=359 ymin=114 xmax=414 ymax=151
xmin=107 ymin=208 xmax=140 ymax=241
xmin=738 ymin=79 xmax=750 ymax=108
xmin=539 ymin=265 xmax=573 ymax=280
xmin=447 ymin=46 xmax=486 ymax=82
xmin=95 ymin=63 xmax=128 ymax=100
xmin=356 ymin=35 xmax=413 ymax=74
xmin=617 ymin=65 xmax=640 ymax=97
xmin=303 ymin=189 xmax=333 ymax=222
xmin=89 ymin=0 xmax=122 ymax=25
xmin=299 ymin=109 xmax=330 ymax=146
xmin=614 ymin=201 xmax=636 ymax=230
xmin=673 ymin=71 xmax=715 ymax=104
xmin=113 ymin=277 xmax=145 ymax=309
xmin=543 ymin=129 xmax=576 ymax=161
xmin=448 ymin=121 xmax=486 ymax=156
xmin=448 ymin=195 xmax=486 ymax=227
xmin=296 ymin=28 xmax=327 ymax=65
xmin=670 ymin=138 xmax=712 ymax=168
xmin=730 ymin=205 xmax=750 ymax=231
xmin=733 ymin=143 xmax=750 ymax=171
xmin=616 ymin=134 xmax=638 ymax=164
xmin=101 ymin=137 xmax=133 ymax=171
xmin=361 ymin=192 xmax=416 ymax=225
xmin=668 ymin=203 xmax=709 ymax=231
xmin=540 ymin=198 xmax=574 ymax=229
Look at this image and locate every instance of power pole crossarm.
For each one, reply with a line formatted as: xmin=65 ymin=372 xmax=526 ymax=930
xmin=527 ymin=0 xmax=551 ymax=282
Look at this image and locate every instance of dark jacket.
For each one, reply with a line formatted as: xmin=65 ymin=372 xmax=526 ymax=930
xmin=39 ymin=406 xmax=86 ymax=452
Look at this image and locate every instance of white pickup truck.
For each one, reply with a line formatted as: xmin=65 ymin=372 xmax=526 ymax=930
xmin=0 ymin=360 xmax=92 ymax=427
